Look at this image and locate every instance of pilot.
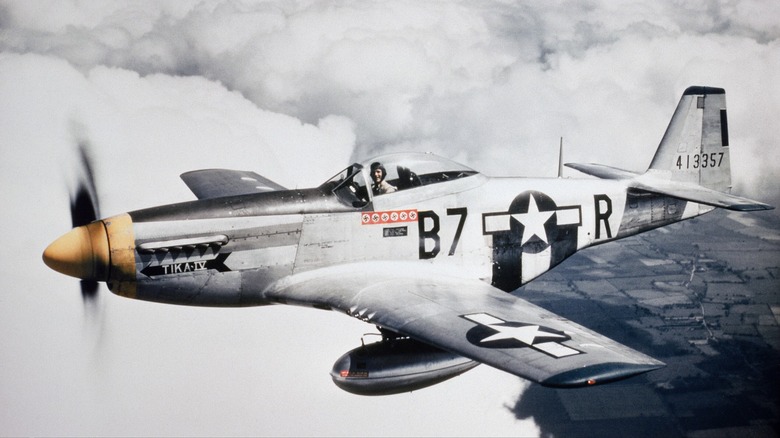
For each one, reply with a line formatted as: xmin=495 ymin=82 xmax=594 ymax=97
xmin=370 ymin=162 xmax=397 ymax=195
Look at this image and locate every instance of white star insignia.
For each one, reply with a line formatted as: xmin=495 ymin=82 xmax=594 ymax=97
xmin=463 ymin=313 xmax=581 ymax=358
xmin=511 ymin=195 xmax=554 ymax=244
xmin=480 ymin=324 xmax=567 ymax=346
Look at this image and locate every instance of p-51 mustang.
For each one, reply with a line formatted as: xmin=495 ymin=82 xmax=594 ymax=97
xmin=44 ymin=87 xmax=772 ymax=395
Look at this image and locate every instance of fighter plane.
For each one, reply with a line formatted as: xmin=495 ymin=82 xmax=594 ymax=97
xmin=43 ymin=86 xmax=772 ymax=395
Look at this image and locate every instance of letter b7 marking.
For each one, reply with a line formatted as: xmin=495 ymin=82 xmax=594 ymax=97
xmin=417 ymin=208 xmax=468 ymax=259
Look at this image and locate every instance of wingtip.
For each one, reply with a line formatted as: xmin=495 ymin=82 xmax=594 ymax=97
xmin=729 ymin=203 xmax=775 ymax=212
xmin=540 ymin=362 xmax=666 ymax=388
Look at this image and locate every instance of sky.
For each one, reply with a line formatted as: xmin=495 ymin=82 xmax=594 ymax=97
xmin=0 ymin=0 xmax=778 ymax=436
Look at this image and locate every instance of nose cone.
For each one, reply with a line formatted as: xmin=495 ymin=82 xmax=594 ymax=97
xmin=43 ymin=221 xmax=110 ymax=281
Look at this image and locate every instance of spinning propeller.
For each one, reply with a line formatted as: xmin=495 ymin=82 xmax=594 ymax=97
xmin=71 ymin=144 xmax=101 ymax=301
xmin=43 ymin=140 xmax=103 ymax=305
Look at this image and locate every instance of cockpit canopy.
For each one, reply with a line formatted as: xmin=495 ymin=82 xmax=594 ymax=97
xmin=321 ymin=153 xmax=478 ymax=207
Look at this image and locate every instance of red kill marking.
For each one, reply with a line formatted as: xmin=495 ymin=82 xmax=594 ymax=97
xmin=361 ymin=209 xmax=418 ymax=225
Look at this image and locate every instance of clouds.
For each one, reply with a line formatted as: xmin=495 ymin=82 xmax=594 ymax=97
xmin=0 ymin=50 xmax=355 ymax=210
xmin=3 ymin=1 xmax=779 ymax=164
xmin=7 ymin=0 xmax=776 ymax=204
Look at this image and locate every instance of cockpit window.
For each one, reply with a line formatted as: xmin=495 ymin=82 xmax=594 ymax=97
xmin=321 ymin=164 xmax=370 ymax=207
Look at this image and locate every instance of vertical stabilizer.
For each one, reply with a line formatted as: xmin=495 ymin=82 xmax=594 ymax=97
xmin=648 ymin=86 xmax=731 ymax=193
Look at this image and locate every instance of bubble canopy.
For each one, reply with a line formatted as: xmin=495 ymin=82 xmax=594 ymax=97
xmin=361 ymin=153 xmax=477 ymax=180
xmin=321 ymin=153 xmax=479 ymax=207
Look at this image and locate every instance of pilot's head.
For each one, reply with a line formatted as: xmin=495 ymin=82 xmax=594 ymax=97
xmin=370 ymin=162 xmax=386 ymax=183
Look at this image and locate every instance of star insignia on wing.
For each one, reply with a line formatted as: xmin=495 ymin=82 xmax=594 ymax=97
xmin=462 ymin=313 xmax=582 ymax=358
xmin=480 ymin=323 xmax=567 ymax=345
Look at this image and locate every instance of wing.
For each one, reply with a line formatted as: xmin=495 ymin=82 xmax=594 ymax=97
xmin=180 ymin=169 xmax=287 ymax=200
xmin=266 ymin=263 xmax=665 ymax=387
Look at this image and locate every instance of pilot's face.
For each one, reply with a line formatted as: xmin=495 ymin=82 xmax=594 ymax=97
xmin=372 ymin=168 xmax=383 ymax=183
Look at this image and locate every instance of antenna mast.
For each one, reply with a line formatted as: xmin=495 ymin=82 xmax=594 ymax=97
xmin=557 ymin=137 xmax=563 ymax=178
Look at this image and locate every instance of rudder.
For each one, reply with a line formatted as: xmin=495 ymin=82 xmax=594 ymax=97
xmin=648 ymin=86 xmax=731 ymax=193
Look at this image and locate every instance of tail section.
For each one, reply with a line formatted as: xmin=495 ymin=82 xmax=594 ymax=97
xmin=648 ymin=86 xmax=731 ymax=193
xmin=566 ymin=86 xmax=773 ymax=211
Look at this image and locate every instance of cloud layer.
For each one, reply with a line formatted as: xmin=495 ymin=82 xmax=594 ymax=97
xmin=3 ymin=0 xmax=778 ymax=205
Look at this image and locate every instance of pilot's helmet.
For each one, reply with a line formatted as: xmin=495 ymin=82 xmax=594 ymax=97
xmin=370 ymin=162 xmax=386 ymax=181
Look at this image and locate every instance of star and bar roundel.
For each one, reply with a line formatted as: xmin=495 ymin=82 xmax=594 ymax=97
xmin=463 ymin=313 xmax=582 ymax=358
xmin=482 ymin=191 xmax=582 ymax=291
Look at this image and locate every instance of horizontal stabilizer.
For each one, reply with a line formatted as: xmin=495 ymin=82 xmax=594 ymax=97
xmin=566 ymin=163 xmax=773 ymax=211
xmin=181 ymin=169 xmax=286 ymax=200
xmin=632 ymin=173 xmax=774 ymax=211
xmin=565 ymin=163 xmax=640 ymax=180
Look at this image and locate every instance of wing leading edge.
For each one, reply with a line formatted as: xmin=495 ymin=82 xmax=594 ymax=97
xmin=265 ymin=263 xmax=665 ymax=387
